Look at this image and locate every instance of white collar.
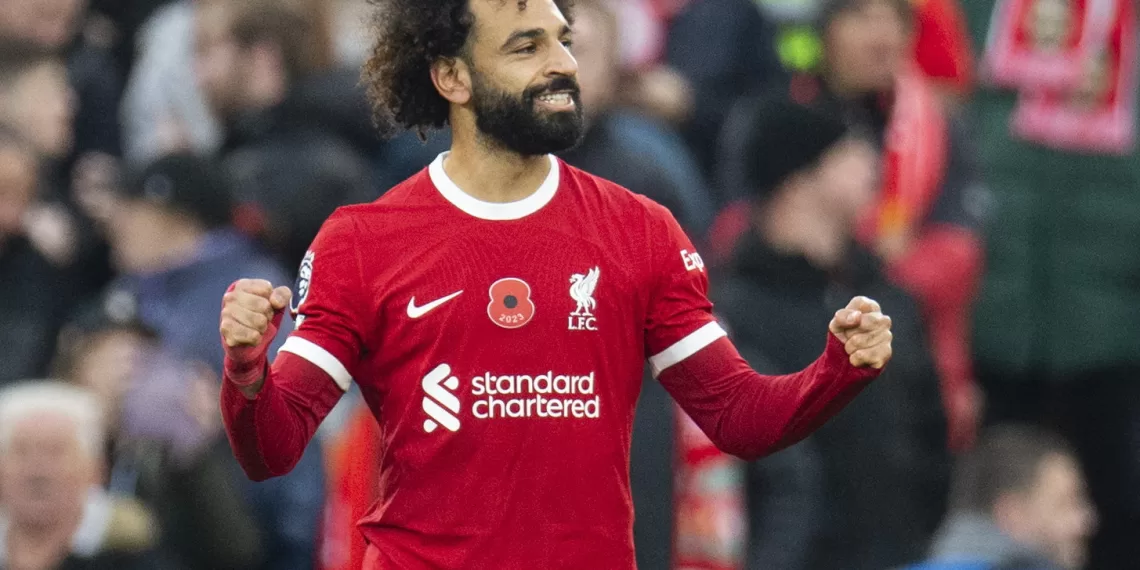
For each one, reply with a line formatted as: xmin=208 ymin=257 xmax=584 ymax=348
xmin=428 ymin=152 xmax=559 ymax=220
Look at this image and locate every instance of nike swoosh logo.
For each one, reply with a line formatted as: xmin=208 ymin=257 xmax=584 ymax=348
xmin=407 ymin=290 xmax=464 ymax=319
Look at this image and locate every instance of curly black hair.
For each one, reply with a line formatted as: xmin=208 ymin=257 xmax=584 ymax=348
xmin=363 ymin=0 xmax=576 ymax=139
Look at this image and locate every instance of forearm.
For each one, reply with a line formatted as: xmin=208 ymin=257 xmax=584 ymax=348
xmin=221 ymin=352 xmax=341 ymax=480
xmin=658 ymin=335 xmax=880 ymax=460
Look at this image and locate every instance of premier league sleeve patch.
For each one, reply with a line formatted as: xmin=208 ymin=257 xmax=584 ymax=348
xmin=292 ymin=250 xmax=314 ymax=319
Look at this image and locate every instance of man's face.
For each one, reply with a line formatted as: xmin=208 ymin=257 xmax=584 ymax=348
xmin=0 ymin=0 xmax=86 ymax=50
xmin=569 ymin=2 xmax=618 ymax=122
xmin=0 ymin=62 xmax=75 ymax=158
xmin=74 ymin=330 xmax=146 ymax=423
xmin=0 ymin=146 xmax=37 ymax=237
xmin=1005 ymin=454 xmax=1097 ymax=569
xmin=813 ymin=137 xmax=880 ymax=224
xmin=194 ymin=4 xmax=246 ymax=118
xmin=824 ymin=0 xmax=910 ymax=94
xmin=0 ymin=412 xmax=95 ymax=528
xmin=108 ymin=199 xmax=175 ymax=273
xmin=465 ymin=0 xmax=584 ymax=155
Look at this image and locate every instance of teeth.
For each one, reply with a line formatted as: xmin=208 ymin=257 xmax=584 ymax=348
xmin=539 ymin=93 xmax=572 ymax=104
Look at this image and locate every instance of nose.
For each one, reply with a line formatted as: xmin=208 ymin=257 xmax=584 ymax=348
xmin=546 ymin=39 xmax=578 ymax=79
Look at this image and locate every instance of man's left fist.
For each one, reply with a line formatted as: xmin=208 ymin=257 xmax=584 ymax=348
xmin=829 ymin=296 xmax=893 ymax=369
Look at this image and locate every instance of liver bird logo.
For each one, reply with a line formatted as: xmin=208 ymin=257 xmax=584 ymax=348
xmin=569 ymin=267 xmax=600 ymax=316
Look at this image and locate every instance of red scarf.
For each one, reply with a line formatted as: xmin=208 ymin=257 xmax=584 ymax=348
xmin=985 ymin=0 xmax=1137 ymax=154
xmin=860 ymin=70 xmax=948 ymax=244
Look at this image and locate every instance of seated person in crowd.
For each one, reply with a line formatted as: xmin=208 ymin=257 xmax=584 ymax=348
xmin=907 ymin=425 xmax=1097 ymax=570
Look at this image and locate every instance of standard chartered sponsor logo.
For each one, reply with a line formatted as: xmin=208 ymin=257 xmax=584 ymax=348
xmin=421 ymin=365 xmax=600 ymax=432
xmin=471 ymin=371 xmax=600 ymax=419
xmin=422 ymin=363 xmax=461 ymax=433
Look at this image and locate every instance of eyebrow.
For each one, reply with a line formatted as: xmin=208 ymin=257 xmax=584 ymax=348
xmin=501 ymin=25 xmax=572 ymax=50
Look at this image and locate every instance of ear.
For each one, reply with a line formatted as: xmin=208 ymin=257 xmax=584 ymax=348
xmin=430 ymin=56 xmax=473 ymax=106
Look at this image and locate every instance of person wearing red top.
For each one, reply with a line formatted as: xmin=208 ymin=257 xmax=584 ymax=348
xmin=216 ymin=1 xmax=895 ymax=568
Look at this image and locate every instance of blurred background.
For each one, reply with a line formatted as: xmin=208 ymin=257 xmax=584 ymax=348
xmin=0 ymin=0 xmax=1134 ymax=569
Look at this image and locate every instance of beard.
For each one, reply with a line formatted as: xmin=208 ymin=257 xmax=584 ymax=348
xmin=470 ymin=71 xmax=585 ymax=156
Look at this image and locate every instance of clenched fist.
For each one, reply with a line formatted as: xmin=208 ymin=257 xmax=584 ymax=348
xmin=220 ymin=279 xmax=291 ymax=391
xmin=828 ymin=296 xmax=893 ymax=369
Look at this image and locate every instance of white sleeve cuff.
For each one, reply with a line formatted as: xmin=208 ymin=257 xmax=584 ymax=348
xmin=278 ymin=336 xmax=353 ymax=391
xmin=648 ymin=321 xmax=728 ymax=377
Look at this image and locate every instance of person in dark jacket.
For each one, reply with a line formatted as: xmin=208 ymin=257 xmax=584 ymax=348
xmin=0 ymin=132 xmax=72 ymax=387
xmin=194 ymin=0 xmax=375 ymax=269
xmin=717 ymin=0 xmax=987 ymax=454
xmin=102 ymin=153 xmax=324 ymax=570
xmin=663 ymin=0 xmax=786 ymax=183
xmin=714 ymin=98 xmax=949 ymax=570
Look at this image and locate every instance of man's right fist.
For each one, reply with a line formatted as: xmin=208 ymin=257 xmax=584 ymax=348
xmin=220 ymin=279 xmax=292 ymax=350
xmin=220 ymin=279 xmax=292 ymax=392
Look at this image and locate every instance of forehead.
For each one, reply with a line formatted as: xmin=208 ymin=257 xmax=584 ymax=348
xmin=6 ymin=411 xmax=79 ymax=444
xmin=469 ymin=0 xmax=570 ymax=41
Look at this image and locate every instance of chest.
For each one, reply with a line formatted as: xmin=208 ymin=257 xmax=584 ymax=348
xmin=368 ymin=226 xmax=648 ymax=363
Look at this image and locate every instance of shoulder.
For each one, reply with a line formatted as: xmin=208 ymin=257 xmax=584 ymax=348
xmin=562 ymin=160 xmax=676 ymax=223
xmin=315 ymin=168 xmax=435 ymax=235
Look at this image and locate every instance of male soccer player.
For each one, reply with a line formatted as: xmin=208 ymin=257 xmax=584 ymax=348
xmin=218 ymin=1 xmax=895 ymax=568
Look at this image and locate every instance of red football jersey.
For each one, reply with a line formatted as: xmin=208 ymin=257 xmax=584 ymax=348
xmin=277 ymin=153 xmax=724 ymax=569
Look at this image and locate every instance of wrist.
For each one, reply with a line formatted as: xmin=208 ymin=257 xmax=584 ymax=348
xmin=225 ymin=352 xmax=267 ymax=388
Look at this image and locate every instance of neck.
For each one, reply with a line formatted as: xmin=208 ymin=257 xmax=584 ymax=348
xmin=6 ymin=514 xmax=81 ymax=570
xmin=444 ymin=116 xmax=553 ymax=203
xmin=759 ymin=196 xmax=848 ymax=270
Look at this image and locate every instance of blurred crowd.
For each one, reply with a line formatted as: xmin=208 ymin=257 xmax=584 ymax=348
xmin=0 ymin=0 xmax=1134 ymax=569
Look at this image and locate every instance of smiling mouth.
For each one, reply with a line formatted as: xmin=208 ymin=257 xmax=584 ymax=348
xmin=536 ymin=91 xmax=575 ymax=109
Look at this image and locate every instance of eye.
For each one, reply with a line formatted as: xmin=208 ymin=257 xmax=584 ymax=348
xmin=561 ymin=39 xmax=574 ymax=48
xmin=515 ymin=44 xmax=537 ymax=55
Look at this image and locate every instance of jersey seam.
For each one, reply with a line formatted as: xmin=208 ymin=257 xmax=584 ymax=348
xmin=345 ymin=213 xmax=372 ymax=353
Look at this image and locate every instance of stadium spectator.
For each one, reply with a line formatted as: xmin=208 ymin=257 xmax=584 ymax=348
xmin=717 ymin=0 xmax=986 ymax=453
xmin=101 ymin=153 xmax=324 ymax=570
xmin=0 ymin=132 xmax=73 ymax=387
xmin=0 ymin=0 xmax=122 ymax=161
xmin=910 ymin=425 xmax=1097 ymax=570
xmin=0 ymin=381 xmax=166 ymax=569
xmin=193 ymin=0 xmax=375 ymax=268
xmin=661 ymin=0 xmax=785 ymax=181
xmin=714 ymin=98 xmax=949 ymax=570
xmin=0 ymin=40 xmax=113 ymax=296
xmin=51 ymin=294 xmax=266 ymax=570
xmin=557 ymin=0 xmax=714 ymax=235
xmin=119 ymin=0 xmax=223 ymax=167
